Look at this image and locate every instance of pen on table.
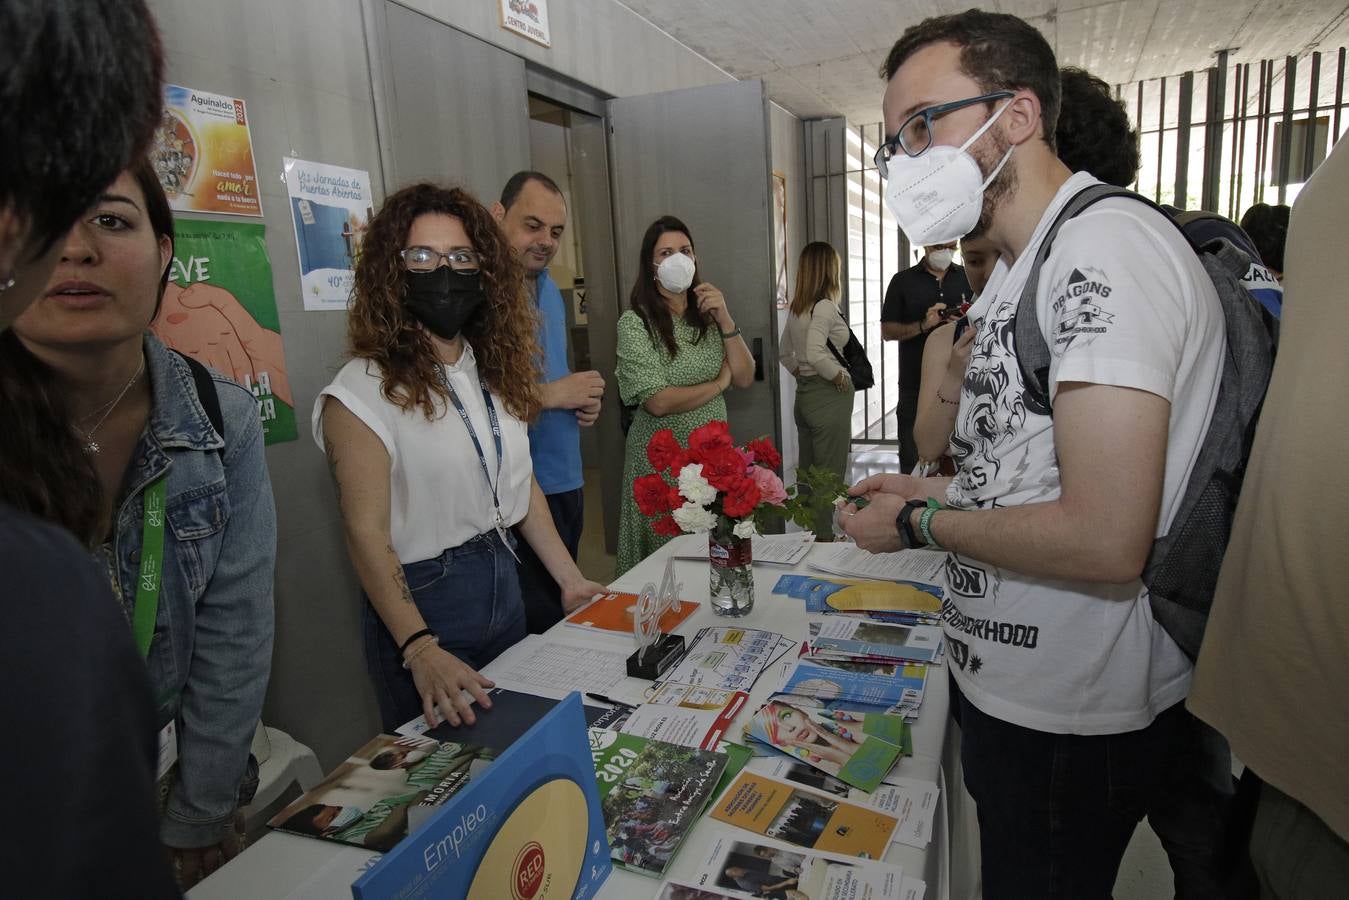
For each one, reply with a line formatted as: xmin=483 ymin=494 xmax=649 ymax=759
xmin=585 ymin=692 xmax=637 ymax=709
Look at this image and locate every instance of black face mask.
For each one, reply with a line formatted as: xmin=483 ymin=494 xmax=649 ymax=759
xmin=403 ymin=267 xmax=486 ymax=340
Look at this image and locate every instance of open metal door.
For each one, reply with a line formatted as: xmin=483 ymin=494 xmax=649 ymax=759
xmin=605 ymin=79 xmax=782 ymax=452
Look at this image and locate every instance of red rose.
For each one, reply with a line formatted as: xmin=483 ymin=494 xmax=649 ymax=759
xmin=700 ymin=445 xmax=747 ymax=492
xmin=652 ymin=515 xmax=683 ymax=537
xmin=646 ymin=428 xmax=682 ymax=472
xmin=721 ymin=474 xmax=762 ymax=519
xmin=634 ymin=473 xmax=674 ymax=517
xmin=688 ymin=420 xmax=733 ymax=462
xmin=746 ymin=437 xmax=782 ymax=471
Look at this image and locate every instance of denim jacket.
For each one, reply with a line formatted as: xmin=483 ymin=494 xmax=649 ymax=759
xmin=106 ymin=335 xmax=276 ymax=847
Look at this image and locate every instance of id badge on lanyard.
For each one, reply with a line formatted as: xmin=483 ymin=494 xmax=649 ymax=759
xmin=438 ymin=368 xmax=521 ymax=562
xmin=133 ymin=476 xmax=180 ymax=784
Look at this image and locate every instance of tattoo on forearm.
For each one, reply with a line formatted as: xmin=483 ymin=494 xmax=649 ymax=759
xmin=389 ymin=544 xmax=413 ymax=604
xmin=325 ymin=442 xmax=343 ymax=507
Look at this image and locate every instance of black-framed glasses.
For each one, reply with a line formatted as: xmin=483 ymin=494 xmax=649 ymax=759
xmin=874 ymin=91 xmax=1014 ymax=177
xmin=399 ymin=246 xmax=480 ymax=273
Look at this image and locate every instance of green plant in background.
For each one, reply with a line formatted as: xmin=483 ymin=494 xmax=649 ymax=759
xmin=757 ymin=465 xmax=851 ymax=536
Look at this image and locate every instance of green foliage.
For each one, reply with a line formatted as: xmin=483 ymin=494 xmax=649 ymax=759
xmin=756 ymin=465 xmax=850 ymax=533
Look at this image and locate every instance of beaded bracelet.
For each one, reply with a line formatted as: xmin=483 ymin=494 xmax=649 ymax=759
xmin=401 ymin=635 xmax=440 ymax=670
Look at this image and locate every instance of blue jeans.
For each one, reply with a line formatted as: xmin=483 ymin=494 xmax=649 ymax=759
xmin=958 ymin=691 xmax=1190 ymax=900
xmin=514 ymin=487 xmax=584 ymax=634
xmin=362 ymin=531 xmax=527 ymax=732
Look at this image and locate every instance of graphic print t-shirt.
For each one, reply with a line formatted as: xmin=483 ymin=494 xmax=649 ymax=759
xmin=942 ymin=172 xmax=1226 ymax=735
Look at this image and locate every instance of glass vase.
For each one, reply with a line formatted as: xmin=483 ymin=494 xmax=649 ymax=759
xmin=708 ymin=529 xmax=754 ymax=616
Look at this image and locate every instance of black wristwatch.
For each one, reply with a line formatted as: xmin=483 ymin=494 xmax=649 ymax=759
xmin=897 ymin=499 xmax=927 ymax=549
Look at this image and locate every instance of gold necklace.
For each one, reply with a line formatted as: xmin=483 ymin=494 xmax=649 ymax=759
xmin=76 ymin=357 xmax=145 ymax=454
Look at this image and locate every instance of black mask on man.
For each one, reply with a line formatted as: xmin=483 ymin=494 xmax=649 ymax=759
xmin=403 ymin=268 xmax=486 ymax=340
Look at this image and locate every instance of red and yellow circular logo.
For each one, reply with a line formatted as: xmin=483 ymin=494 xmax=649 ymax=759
xmin=512 ymin=841 xmax=546 ymax=899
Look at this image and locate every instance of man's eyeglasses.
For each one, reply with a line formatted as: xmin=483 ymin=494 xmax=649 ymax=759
xmin=399 ymin=246 xmax=480 ymax=273
xmin=874 ymin=91 xmax=1014 ymax=178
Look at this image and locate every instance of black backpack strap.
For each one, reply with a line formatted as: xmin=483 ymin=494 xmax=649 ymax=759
xmin=174 ymin=350 xmax=226 ymax=443
xmin=1015 ymin=183 xmax=1150 ymax=416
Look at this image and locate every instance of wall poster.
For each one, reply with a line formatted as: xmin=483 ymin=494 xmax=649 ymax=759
xmin=282 ymin=157 xmax=374 ymax=311
xmin=150 ymin=84 xmax=262 ymax=217
xmin=152 ymin=219 xmax=297 ymax=445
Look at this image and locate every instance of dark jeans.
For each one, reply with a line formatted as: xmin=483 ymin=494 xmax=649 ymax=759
xmin=897 ymin=390 xmax=919 ymax=473
xmin=1148 ymin=712 xmax=1237 ymax=899
xmin=362 ymin=531 xmax=527 ymax=732
xmin=958 ymin=690 xmax=1192 ymax=900
xmin=514 ymin=487 xmax=584 ymax=634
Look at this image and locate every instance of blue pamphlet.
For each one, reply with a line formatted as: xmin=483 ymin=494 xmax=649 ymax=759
xmin=352 ymin=692 xmax=611 ymax=900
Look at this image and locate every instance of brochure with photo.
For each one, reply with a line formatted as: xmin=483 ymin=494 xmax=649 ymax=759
xmin=808 ymin=620 xmax=944 ymax=665
xmin=782 ymin=658 xmax=930 ymax=709
xmin=709 ymin=771 xmax=899 ymax=859
xmin=744 ymin=697 xmax=903 ymax=792
xmin=268 ymin=735 xmax=494 ymax=852
xmin=678 ymin=827 xmax=908 ymax=899
xmin=748 ymin=758 xmax=938 ymax=846
xmin=589 ymin=729 xmax=728 ymax=877
xmin=765 ymin=693 xmax=914 ymax=754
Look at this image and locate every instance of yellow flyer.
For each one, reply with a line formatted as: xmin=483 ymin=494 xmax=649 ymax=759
xmin=709 ymin=771 xmax=899 ymax=859
xmin=150 ymin=84 xmax=262 ymax=217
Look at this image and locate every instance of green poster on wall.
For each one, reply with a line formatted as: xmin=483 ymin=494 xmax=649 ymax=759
xmin=152 ymin=218 xmax=297 ymax=445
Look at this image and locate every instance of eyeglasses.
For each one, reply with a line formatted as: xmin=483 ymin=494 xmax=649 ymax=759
xmin=399 ymin=246 xmax=480 ymax=273
xmin=874 ymin=91 xmax=1014 ymax=177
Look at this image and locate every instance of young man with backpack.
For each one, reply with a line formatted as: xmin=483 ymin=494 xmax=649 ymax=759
xmin=841 ymin=11 xmax=1245 ymax=897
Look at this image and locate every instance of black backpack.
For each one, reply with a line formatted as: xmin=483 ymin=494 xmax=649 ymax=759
xmin=812 ymin=300 xmax=875 ymax=390
xmin=1013 ymin=183 xmax=1279 ymax=659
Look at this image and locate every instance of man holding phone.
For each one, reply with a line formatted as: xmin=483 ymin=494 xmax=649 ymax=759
xmin=881 ymin=242 xmax=972 ymax=471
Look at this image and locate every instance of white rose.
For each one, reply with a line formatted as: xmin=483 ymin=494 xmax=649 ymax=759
xmin=677 ymin=463 xmax=718 ymax=507
xmin=672 ymin=501 xmax=718 ymax=533
xmin=732 ymin=519 xmax=758 ymax=540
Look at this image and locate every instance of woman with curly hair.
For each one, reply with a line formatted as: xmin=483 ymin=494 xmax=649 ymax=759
xmin=315 ymin=183 xmax=605 ymax=732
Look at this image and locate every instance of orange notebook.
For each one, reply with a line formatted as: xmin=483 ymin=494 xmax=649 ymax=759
xmin=563 ymin=591 xmax=698 ymax=636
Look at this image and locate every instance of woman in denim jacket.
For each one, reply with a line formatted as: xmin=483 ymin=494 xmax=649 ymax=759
xmin=10 ymin=159 xmax=275 ymax=888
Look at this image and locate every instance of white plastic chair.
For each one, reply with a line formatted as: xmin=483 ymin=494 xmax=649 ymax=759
xmin=240 ymin=724 xmax=324 ymax=835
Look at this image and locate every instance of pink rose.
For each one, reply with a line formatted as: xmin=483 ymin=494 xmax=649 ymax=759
xmin=750 ymin=465 xmax=788 ymax=506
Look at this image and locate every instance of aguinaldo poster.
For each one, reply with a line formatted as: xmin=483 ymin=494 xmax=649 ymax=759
xmin=152 ymin=219 xmax=296 ymax=445
xmin=150 ymin=84 xmax=263 ymax=217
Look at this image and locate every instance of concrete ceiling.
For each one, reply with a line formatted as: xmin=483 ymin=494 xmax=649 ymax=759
xmin=616 ymin=0 xmax=1349 ymax=125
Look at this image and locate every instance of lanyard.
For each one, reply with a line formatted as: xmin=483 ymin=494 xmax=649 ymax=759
xmin=436 ymin=367 xmax=520 ymax=561
xmin=132 ymin=475 xmax=167 ymax=659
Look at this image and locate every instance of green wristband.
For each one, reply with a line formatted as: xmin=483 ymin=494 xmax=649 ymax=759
xmin=918 ymin=506 xmax=942 ymax=550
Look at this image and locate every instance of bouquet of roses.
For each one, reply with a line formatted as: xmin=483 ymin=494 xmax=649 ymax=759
xmin=632 ymin=420 xmax=788 ymax=538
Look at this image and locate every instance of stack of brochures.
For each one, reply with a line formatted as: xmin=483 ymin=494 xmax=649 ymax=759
xmin=775 ymin=618 xmax=946 ymax=724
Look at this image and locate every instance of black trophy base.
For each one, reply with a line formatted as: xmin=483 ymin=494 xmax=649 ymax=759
xmin=626 ymin=634 xmax=686 ymax=680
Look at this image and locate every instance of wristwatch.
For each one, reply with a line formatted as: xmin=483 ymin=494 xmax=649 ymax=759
xmin=897 ymin=499 xmax=927 ymax=549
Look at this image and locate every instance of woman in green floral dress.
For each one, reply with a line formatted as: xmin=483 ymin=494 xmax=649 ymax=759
xmin=615 ymin=216 xmax=755 ymax=575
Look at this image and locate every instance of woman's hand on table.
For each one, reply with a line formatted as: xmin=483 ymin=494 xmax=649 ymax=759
xmin=408 ymin=646 xmax=494 ymax=727
xmin=561 ymin=577 xmax=608 ymax=613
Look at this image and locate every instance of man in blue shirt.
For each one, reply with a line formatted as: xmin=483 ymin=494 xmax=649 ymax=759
xmin=493 ymin=172 xmax=604 ymax=631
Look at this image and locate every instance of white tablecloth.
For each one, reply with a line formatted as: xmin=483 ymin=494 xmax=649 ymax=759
xmin=191 ymin=541 xmax=953 ymax=899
